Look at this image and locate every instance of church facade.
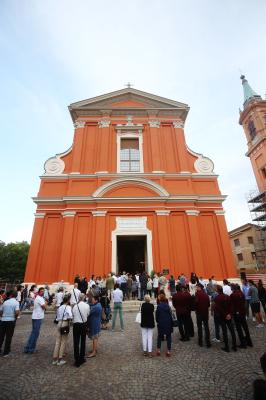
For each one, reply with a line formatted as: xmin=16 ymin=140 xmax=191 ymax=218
xmin=24 ymin=87 xmax=236 ymax=283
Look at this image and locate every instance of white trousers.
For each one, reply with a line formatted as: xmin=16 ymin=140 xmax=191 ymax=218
xmin=141 ymin=328 xmax=153 ymax=352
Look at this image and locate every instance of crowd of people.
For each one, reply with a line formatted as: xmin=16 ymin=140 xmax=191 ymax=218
xmin=0 ymin=271 xmax=265 ymax=396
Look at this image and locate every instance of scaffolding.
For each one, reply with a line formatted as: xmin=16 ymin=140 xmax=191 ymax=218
xmin=247 ymin=189 xmax=266 ymax=270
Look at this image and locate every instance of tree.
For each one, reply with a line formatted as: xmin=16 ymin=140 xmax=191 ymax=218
xmin=0 ymin=241 xmax=30 ymax=283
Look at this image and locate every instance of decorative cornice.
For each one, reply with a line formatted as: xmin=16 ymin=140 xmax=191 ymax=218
xmin=185 ymin=210 xmax=200 ymax=216
xmin=91 ymin=210 xmax=107 ymax=217
xmin=98 ymin=118 xmax=110 ymax=128
xmin=155 ymin=210 xmax=170 ymax=216
xmin=74 ymin=120 xmax=86 ymax=128
xmin=62 ymin=211 xmax=76 ymax=218
xmin=33 ymin=194 xmax=226 ymax=205
xmin=40 ymin=172 xmax=219 ymax=180
xmin=34 ymin=212 xmax=45 ymax=219
xmin=214 ymin=210 xmax=226 ymax=216
xmin=148 ymin=120 xmax=160 ymax=128
xmin=173 ymin=121 xmax=184 ymax=128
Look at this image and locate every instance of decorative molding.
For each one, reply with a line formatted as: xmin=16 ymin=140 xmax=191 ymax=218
xmin=43 ymin=146 xmax=73 ymax=175
xmin=214 ymin=210 xmax=225 ymax=216
xmin=116 ymin=115 xmax=143 ymax=131
xmin=148 ymin=120 xmax=160 ymax=128
xmin=155 ymin=210 xmax=170 ymax=216
xmin=194 ymin=157 xmax=214 ymax=174
xmin=98 ymin=118 xmax=111 ymax=128
xmin=62 ymin=211 xmax=76 ymax=218
xmin=74 ymin=120 xmax=86 ymax=128
xmin=34 ymin=212 xmax=45 ymax=219
xmin=185 ymin=210 xmax=200 ymax=216
xmin=92 ymin=177 xmax=169 ymax=198
xmin=187 ymin=146 xmax=214 ymax=174
xmin=173 ymin=121 xmax=184 ymax=128
xmin=92 ymin=210 xmax=107 ymax=217
xmin=44 ymin=156 xmax=65 ymax=175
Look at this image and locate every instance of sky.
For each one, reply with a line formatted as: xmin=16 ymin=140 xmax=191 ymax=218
xmin=0 ymin=0 xmax=266 ymax=243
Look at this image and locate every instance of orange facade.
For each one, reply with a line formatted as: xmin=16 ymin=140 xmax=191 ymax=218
xmin=24 ymin=88 xmax=236 ymax=283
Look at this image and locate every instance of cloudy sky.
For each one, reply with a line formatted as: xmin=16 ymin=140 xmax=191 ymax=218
xmin=1 ymin=0 xmax=266 ymax=243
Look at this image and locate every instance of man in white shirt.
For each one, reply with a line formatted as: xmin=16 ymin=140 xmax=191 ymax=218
xmin=111 ymin=284 xmax=124 ymax=331
xmin=0 ymin=290 xmax=20 ymax=357
xmin=24 ymin=287 xmax=47 ymax=354
xmin=72 ymin=293 xmax=90 ymax=367
xmin=55 ymin=287 xmax=64 ymax=309
xmin=70 ymin=283 xmax=81 ymax=306
xmin=223 ymin=279 xmax=232 ymax=296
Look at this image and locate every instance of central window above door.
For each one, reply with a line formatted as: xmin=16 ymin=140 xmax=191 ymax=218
xmin=120 ymin=138 xmax=140 ymax=172
xmin=117 ymin=131 xmax=144 ymax=173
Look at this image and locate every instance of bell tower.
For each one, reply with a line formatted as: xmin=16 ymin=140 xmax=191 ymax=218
xmin=239 ymin=75 xmax=266 ymax=193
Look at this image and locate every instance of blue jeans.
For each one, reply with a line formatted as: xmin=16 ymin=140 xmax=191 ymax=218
xmin=112 ymin=303 xmax=124 ymax=330
xmin=24 ymin=319 xmax=43 ymax=353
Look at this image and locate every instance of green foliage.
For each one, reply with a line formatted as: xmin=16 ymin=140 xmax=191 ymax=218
xmin=0 ymin=241 xmax=30 ymax=283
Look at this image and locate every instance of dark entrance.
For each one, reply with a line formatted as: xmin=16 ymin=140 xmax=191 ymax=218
xmin=117 ymin=235 xmax=146 ymax=274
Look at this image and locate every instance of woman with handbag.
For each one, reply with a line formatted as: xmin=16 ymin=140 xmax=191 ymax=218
xmin=52 ymin=294 xmax=72 ymax=366
xmin=140 ymin=294 xmax=155 ymax=357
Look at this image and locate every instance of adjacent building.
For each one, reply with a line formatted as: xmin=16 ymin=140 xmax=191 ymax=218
xmin=228 ymin=223 xmax=266 ymax=274
xmin=239 ymin=76 xmax=266 ymax=271
xmin=24 ymin=87 xmax=236 ymax=283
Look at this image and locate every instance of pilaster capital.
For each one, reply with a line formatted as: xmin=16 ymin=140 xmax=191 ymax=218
xmin=62 ymin=211 xmax=76 ymax=218
xmin=185 ymin=210 xmax=200 ymax=216
xmin=92 ymin=210 xmax=107 ymax=217
xmin=148 ymin=120 xmax=160 ymax=128
xmin=214 ymin=210 xmax=226 ymax=216
xmin=173 ymin=121 xmax=184 ymax=128
xmin=98 ymin=118 xmax=111 ymax=128
xmin=74 ymin=120 xmax=86 ymax=128
xmin=155 ymin=210 xmax=170 ymax=216
xmin=34 ymin=212 xmax=45 ymax=219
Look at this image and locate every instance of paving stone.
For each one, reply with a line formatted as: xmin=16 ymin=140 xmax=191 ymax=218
xmin=0 ymin=313 xmax=265 ymax=400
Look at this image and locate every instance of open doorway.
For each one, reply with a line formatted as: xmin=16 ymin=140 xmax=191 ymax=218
xmin=117 ymin=235 xmax=147 ymax=275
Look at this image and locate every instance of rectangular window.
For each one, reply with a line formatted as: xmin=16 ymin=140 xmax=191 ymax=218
xmin=237 ymin=253 xmax=243 ymax=261
xmin=120 ymin=138 xmax=140 ymax=172
xmin=248 ymin=236 xmax=254 ymax=244
xmin=251 ymin=252 xmax=256 ymax=260
xmin=234 ymin=239 xmax=240 ymax=247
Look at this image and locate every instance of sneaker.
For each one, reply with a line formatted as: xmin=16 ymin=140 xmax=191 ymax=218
xmin=52 ymin=360 xmax=58 ymax=365
xmin=212 ymin=338 xmax=221 ymax=343
xmin=256 ymin=324 xmax=264 ymax=328
xmin=3 ymin=353 xmax=10 ymax=358
xmin=143 ymin=351 xmax=148 ymax=356
xmin=57 ymin=360 xmax=67 ymax=366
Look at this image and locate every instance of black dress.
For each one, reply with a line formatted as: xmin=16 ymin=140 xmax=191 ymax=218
xmin=141 ymin=303 xmax=155 ymax=328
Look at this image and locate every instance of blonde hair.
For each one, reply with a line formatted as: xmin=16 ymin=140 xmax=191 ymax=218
xmin=144 ymin=294 xmax=151 ymax=303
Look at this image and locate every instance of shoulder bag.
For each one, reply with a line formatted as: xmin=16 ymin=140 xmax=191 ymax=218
xmin=60 ymin=305 xmax=70 ymax=335
xmin=135 ymin=303 xmax=142 ymax=324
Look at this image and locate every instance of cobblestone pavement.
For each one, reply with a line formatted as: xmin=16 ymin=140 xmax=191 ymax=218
xmin=0 ymin=312 xmax=265 ymax=400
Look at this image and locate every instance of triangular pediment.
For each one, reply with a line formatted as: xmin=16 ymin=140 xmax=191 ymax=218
xmin=68 ymin=88 xmax=189 ymax=121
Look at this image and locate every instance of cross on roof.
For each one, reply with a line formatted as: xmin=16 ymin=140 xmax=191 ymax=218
xmin=125 ymin=82 xmax=133 ymax=88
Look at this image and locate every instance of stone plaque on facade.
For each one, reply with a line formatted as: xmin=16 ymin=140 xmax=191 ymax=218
xmin=116 ymin=217 xmax=147 ymax=230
